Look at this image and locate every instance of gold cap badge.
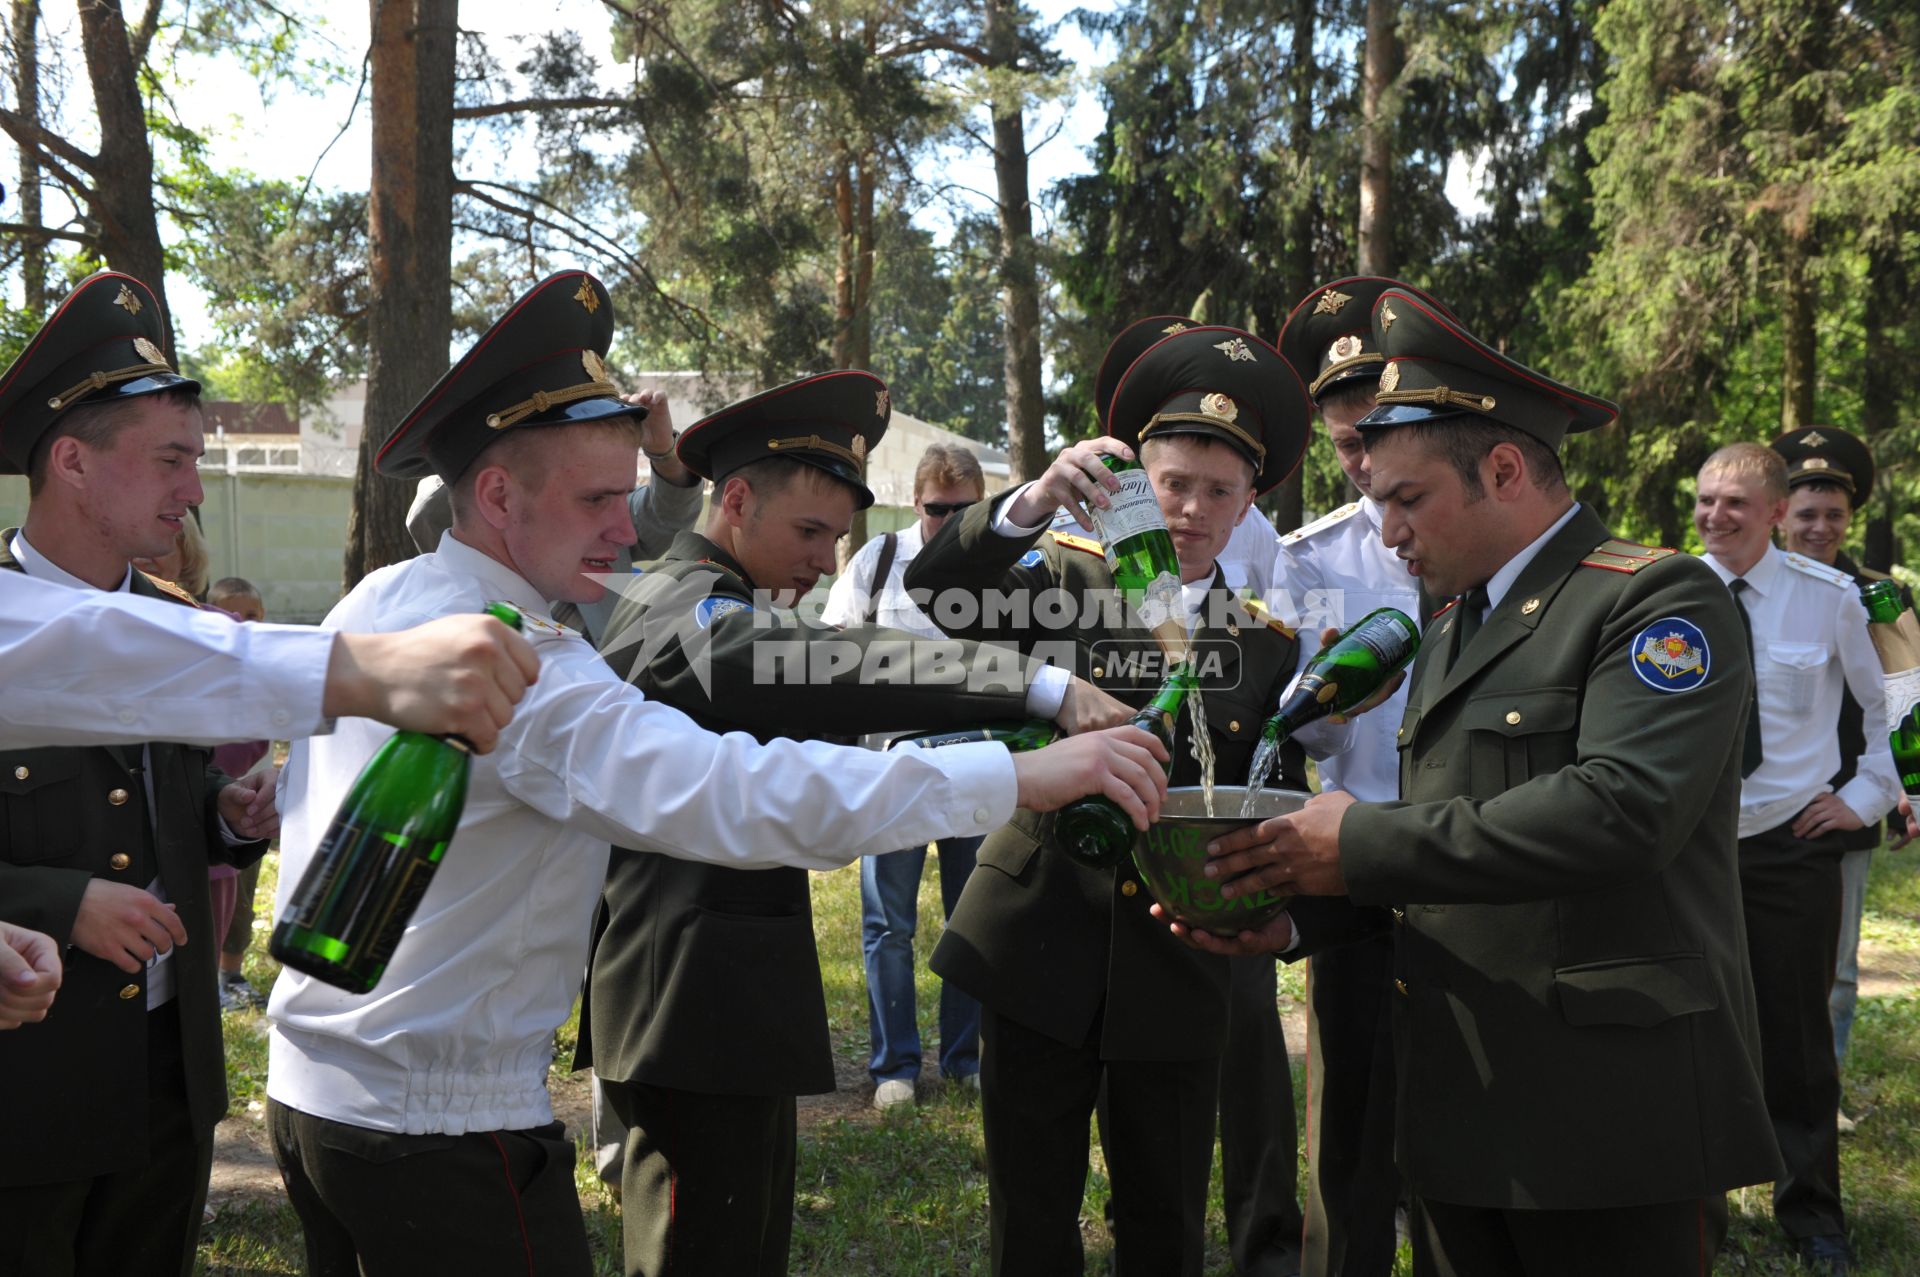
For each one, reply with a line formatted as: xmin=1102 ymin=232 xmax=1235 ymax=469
xmin=1380 ymin=301 xmax=1398 ymax=331
xmin=133 ymin=337 xmax=167 ymax=367
xmin=1799 ymin=430 xmax=1827 ymax=447
xmin=1161 ymin=322 xmax=1189 ymax=335
xmin=1379 ymin=361 xmax=1401 ymax=393
xmin=573 ymin=278 xmax=600 ymax=314
xmin=1314 ymin=289 xmax=1352 ymax=316
xmin=1213 ymin=337 xmax=1255 ymax=363
xmin=875 ymin=389 xmax=890 ymax=419
xmin=1199 ymin=392 xmax=1239 ymax=423
xmin=1802 ymin=456 xmax=1831 ymax=471
xmin=113 ymin=284 xmax=142 ymax=315
xmin=581 ymin=350 xmax=609 ymax=383
xmin=1330 ymin=334 xmax=1364 ymax=362
xmin=850 ymin=434 xmax=869 ymax=467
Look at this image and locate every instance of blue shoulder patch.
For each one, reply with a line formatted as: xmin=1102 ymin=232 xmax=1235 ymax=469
xmin=1630 ymin=617 xmax=1710 ymax=693
xmin=694 ymin=596 xmax=752 ymax=629
xmin=1017 ymin=548 xmax=1045 ymax=568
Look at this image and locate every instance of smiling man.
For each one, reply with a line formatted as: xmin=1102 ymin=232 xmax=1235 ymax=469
xmin=0 ymin=271 xmax=279 ymax=1277
xmin=1185 ymin=291 xmax=1781 ymax=1277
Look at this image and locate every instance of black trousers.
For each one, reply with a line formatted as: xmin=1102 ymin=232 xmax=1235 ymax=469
xmin=984 ymin=1005 xmax=1219 ymax=1277
xmin=0 ymin=1002 xmax=211 ymax=1277
xmin=1304 ymin=932 xmax=1400 ymax=1277
xmin=267 ymin=1097 xmax=591 ymax=1277
xmin=601 ymin=1080 xmax=797 ymax=1277
xmin=1411 ymin=1195 xmax=1727 ymax=1277
xmin=1739 ymin=818 xmax=1847 ymax=1238
xmin=1218 ymin=954 xmax=1304 ymax=1277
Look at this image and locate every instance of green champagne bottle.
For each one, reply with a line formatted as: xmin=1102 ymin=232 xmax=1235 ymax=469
xmin=888 ymin=721 xmax=1062 ymax=752
xmin=1860 ymin=581 xmax=1920 ymax=791
xmin=1087 ymin=454 xmax=1190 ymax=665
xmin=1259 ymin=607 xmax=1420 ymax=744
xmin=270 ymin=602 xmax=524 ymax=994
xmin=1055 ymin=662 xmax=1197 ymax=869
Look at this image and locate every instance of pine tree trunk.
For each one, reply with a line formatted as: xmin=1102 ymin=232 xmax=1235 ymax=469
xmin=1778 ymin=232 xmax=1817 ymax=434
xmin=986 ymin=0 xmax=1047 ymax=482
xmin=1861 ymin=244 xmax=1900 ymax=571
xmin=1357 ymin=0 xmax=1396 ymax=277
xmin=11 ymin=0 xmax=43 ymax=315
xmin=74 ymin=0 xmax=173 ymax=352
xmin=1266 ymin=0 xmax=1317 ymax=535
xmin=344 ymin=0 xmax=456 ymax=590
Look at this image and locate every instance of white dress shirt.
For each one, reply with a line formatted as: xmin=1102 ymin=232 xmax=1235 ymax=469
xmin=1217 ymin=505 xmax=1281 ymax=605
xmin=823 ymin=521 xmax=1069 ymax=718
xmin=1271 ymin=497 xmax=1422 ymax=802
xmin=1703 ymin=545 xmax=1901 ymax=838
xmin=267 ymin=531 xmax=1018 ymax=1136
xmin=0 ymin=571 xmax=331 ymax=747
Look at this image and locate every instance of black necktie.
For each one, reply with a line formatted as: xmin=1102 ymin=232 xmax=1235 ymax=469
xmin=1453 ymin=586 xmax=1490 ymax=655
xmin=1729 ymin=578 xmax=1763 ymax=778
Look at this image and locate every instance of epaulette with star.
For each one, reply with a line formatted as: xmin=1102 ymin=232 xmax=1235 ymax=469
xmin=1238 ymin=595 xmax=1296 ymax=639
xmin=518 ymin=609 xmax=586 ymax=640
xmin=1579 ymin=538 xmax=1676 ymax=575
xmin=1782 ymin=551 xmax=1853 ymax=589
xmin=1280 ymin=501 xmax=1361 ymax=546
xmin=1049 ymin=529 xmax=1105 ymax=558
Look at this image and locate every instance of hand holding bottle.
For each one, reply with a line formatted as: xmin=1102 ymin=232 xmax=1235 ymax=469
xmin=1054 ymin=676 xmax=1135 ymax=736
xmin=1011 ymin=725 xmax=1170 ymax=831
xmin=1005 ymin=437 xmax=1134 ymax=531
xmin=324 ymin=612 xmax=540 ymax=754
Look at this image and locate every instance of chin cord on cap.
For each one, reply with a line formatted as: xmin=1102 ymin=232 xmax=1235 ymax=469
xmin=45 ymin=359 xmax=176 ymax=412
xmin=1308 ymin=352 xmax=1384 ymax=398
xmin=1374 ymin=386 xmax=1498 ymax=414
xmin=765 ymin=433 xmax=865 ymax=473
xmin=486 ymin=377 xmax=619 ymax=430
xmin=1140 ymin=414 xmax=1268 ymax=467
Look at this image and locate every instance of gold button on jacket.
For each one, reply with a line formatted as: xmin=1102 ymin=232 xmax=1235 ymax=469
xmin=108 ymin=787 xmax=129 ymax=806
xmin=119 ymin=984 xmax=140 ymax=1000
xmin=110 ymin=853 xmax=130 ymax=870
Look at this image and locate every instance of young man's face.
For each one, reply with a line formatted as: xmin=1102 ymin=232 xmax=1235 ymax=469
xmin=1782 ymin=485 xmax=1852 ymax=565
xmin=1141 ymin=436 xmax=1257 ymax=581
xmin=1693 ymin=466 xmax=1785 ymax=569
xmin=1322 ymin=394 xmax=1378 ymax=499
xmin=915 ymin=479 xmax=981 ymax=543
xmin=732 ymin=471 xmax=859 ymax=607
xmin=66 ymin=397 xmax=206 ymax=563
xmin=498 ymin=431 xmax=640 ymax=604
xmin=1366 ymin=430 xmax=1498 ymax=598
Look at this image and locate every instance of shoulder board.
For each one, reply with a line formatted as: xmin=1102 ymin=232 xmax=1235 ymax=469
xmin=1859 ymin=565 xmax=1893 ymax=583
xmin=139 ymin=571 xmax=202 ymax=607
xmin=1783 ymin=551 xmax=1852 ymax=589
xmin=1279 ymin=501 xmax=1361 ymax=547
xmin=1238 ymin=595 xmax=1296 ymax=640
xmin=1048 ymin=530 xmax=1105 ymax=558
xmin=517 ymin=610 xmax=583 ymax=640
xmin=1579 ymin=539 xmax=1677 ymax=575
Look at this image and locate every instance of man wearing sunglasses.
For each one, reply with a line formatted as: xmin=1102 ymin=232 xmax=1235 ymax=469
xmin=821 ymin=442 xmax=991 ymax=1108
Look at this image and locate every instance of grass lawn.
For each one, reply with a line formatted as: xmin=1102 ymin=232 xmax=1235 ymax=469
xmin=197 ymin=845 xmax=1920 ymax=1275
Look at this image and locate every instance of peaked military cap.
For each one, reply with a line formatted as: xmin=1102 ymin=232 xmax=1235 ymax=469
xmin=1355 ymin=288 xmax=1617 ymax=448
xmin=677 ymin=370 xmax=889 ymax=510
xmin=1107 ymin=325 xmax=1312 ymax=496
xmin=1276 ymin=276 xmax=1456 ymax=404
xmin=1094 ymin=314 xmax=1198 ymax=428
xmin=0 ymin=271 xmax=200 ymax=475
xmin=377 ymin=270 xmax=639 ymax=481
xmin=1770 ymin=426 xmax=1873 ymax=498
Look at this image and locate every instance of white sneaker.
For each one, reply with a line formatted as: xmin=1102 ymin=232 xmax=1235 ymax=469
xmin=1838 ymin=1107 xmax=1858 ymax=1136
xmin=873 ymin=1079 xmax=915 ymax=1111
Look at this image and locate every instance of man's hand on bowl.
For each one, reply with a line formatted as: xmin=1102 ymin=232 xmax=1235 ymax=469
xmin=1151 ymin=902 xmax=1297 ymax=956
xmin=1202 ymin=790 xmax=1355 ymax=897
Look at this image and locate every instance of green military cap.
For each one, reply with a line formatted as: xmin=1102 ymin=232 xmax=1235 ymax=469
xmin=1355 ymin=288 xmax=1617 ymax=448
xmin=1770 ymin=426 xmax=1873 ymax=497
xmin=0 ymin=271 xmax=200 ymax=475
xmin=1107 ymin=325 xmax=1312 ymax=495
xmin=1275 ymin=276 xmax=1456 ymax=403
xmin=1094 ymin=315 xmax=1198 ymax=428
xmin=677 ymin=370 xmax=889 ymax=510
xmin=377 ymin=270 xmax=638 ymax=481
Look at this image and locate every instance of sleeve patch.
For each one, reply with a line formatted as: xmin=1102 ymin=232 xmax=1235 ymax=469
xmin=1630 ymin=617 xmax=1710 ymax=693
xmin=1017 ymin=548 xmax=1045 ymax=568
xmin=694 ymin=596 xmax=753 ymax=629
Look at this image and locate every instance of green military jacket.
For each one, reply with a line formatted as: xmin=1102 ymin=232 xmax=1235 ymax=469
xmin=1336 ymin=505 xmax=1782 ymax=1210
xmin=0 ymin=535 xmax=264 ymax=1185
xmin=580 ymin=531 xmax=1036 ymax=1096
xmin=907 ymin=496 xmax=1304 ymax=1062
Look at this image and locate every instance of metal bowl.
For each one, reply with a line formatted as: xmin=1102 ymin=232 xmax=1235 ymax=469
xmin=1132 ymin=785 xmax=1310 ymax=936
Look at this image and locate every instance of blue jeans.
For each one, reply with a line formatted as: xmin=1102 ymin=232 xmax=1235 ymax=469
xmin=1830 ymin=847 xmax=1872 ymax=1065
xmin=861 ymin=836 xmax=983 ymax=1085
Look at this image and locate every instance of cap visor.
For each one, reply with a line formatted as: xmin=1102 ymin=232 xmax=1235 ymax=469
xmin=1354 ymin=402 xmax=1469 ymax=430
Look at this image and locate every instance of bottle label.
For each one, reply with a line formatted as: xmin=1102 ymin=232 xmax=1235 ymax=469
xmin=1091 ymin=469 xmax=1167 ymax=547
xmin=280 ymin=821 xmax=378 ymax=932
xmin=1885 ymin=665 xmax=1920 ymax=734
xmin=1346 ymin=612 xmax=1416 ymax=669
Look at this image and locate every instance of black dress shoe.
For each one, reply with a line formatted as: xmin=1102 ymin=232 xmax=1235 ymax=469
xmin=1795 ymin=1233 xmax=1852 ymax=1276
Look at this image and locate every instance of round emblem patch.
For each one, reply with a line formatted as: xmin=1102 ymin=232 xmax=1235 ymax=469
xmin=1017 ymin=549 xmax=1044 ymax=568
xmin=1630 ymin=617 xmax=1710 ymax=693
xmin=694 ymin=597 xmax=752 ymax=629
